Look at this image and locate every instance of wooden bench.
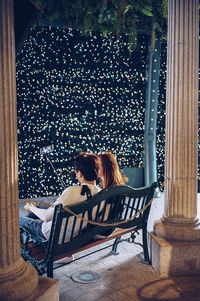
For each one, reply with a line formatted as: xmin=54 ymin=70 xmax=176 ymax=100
xmin=20 ymin=182 xmax=157 ymax=278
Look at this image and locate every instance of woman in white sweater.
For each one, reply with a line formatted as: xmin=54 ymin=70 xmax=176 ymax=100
xmin=20 ymin=152 xmax=101 ymax=243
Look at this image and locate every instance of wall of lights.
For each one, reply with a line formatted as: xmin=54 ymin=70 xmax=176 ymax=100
xmin=16 ymin=26 xmax=149 ymax=198
xmin=156 ymin=40 xmax=167 ymax=186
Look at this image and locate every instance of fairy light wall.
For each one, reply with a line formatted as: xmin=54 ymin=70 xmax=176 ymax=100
xmin=16 ymin=26 xmax=148 ymax=198
xmin=156 ymin=40 xmax=167 ymax=186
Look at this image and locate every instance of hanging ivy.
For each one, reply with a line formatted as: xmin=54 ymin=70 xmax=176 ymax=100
xmin=32 ymin=0 xmax=167 ymax=49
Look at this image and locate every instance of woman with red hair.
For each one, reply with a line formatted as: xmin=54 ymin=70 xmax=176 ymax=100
xmin=96 ymin=152 xmax=128 ymax=237
xmin=98 ymin=152 xmax=128 ymax=189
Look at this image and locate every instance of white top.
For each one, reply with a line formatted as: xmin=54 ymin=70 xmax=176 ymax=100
xmin=30 ymin=183 xmax=101 ymax=240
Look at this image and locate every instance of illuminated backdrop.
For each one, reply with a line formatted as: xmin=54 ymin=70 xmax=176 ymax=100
xmin=16 ymin=26 xmax=166 ymax=198
xmin=156 ymin=40 xmax=167 ymax=186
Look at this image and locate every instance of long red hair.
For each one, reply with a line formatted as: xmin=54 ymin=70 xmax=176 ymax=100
xmin=99 ymin=152 xmax=128 ymax=189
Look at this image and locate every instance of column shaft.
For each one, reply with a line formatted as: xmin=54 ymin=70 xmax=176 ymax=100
xmin=164 ymin=0 xmax=199 ymax=223
xmin=154 ymin=0 xmax=200 ymax=241
xmin=0 ymin=0 xmax=38 ymax=300
xmin=151 ymin=1 xmax=200 ymax=276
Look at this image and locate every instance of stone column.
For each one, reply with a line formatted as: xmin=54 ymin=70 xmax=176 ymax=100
xmin=150 ymin=0 xmax=200 ymax=276
xmin=0 ymin=1 xmax=59 ymax=300
xmin=0 ymin=0 xmax=39 ymax=300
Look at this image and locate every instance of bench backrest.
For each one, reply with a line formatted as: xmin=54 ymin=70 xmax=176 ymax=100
xmin=46 ymin=182 xmax=157 ymax=259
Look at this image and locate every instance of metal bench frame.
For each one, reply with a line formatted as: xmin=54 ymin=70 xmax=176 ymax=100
xmin=20 ymin=183 xmax=157 ymax=278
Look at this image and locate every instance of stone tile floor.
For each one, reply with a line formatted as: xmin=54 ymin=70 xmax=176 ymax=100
xmin=20 ymin=193 xmax=200 ymax=300
xmin=52 ymin=235 xmax=200 ymax=301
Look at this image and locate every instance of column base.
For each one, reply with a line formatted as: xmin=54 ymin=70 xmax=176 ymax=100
xmin=150 ymin=232 xmax=200 ymax=277
xmin=0 ymin=260 xmax=38 ymax=301
xmin=0 ymin=259 xmax=59 ymax=301
xmin=154 ymin=218 xmax=200 ymax=241
xmin=30 ymin=277 xmax=59 ymax=301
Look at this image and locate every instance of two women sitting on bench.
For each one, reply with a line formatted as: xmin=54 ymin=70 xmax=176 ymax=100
xmin=20 ymin=152 xmax=127 ymax=244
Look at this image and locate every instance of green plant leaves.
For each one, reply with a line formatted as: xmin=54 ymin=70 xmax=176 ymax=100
xmin=141 ymin=6 xmax=153 ymax=17
xmin=32 ymin=0 xmax=167 ymax=51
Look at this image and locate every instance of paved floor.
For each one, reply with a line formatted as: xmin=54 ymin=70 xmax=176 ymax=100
xmin=19 ymin=193 xmax=200 ymax=300
xmin=56 ymin=246 xmax=200 ymax=301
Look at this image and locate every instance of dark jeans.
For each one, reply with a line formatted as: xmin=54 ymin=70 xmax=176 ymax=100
xmin=19 ymin=216 xmax=45 ymax=244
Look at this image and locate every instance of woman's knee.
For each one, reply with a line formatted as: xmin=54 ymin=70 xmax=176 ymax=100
xmin=19 ymin=216 xmax=31 ymax=227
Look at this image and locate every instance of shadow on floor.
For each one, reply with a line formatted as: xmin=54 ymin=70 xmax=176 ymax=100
xmin=137 ymin=276 xmax=200 ymax=301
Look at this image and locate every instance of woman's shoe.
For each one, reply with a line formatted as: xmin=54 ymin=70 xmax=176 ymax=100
xmin=54 ymin=255 xmax=74 ymax=264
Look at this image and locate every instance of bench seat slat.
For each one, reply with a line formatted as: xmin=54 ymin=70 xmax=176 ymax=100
xmin=23 ymin=226 xmax=138 ymax=261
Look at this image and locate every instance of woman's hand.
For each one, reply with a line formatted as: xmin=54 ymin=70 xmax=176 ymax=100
xmin=24 ymin=203 xmax=33 ymax=212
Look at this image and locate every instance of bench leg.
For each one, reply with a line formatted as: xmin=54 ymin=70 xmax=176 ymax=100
xmin=111 ymin=236 xmax=121 ymax=255
xmin=47 ymin=261 xmax=53 ymax=278
xmin=142 ymin=226 xmax=150 ymax=264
